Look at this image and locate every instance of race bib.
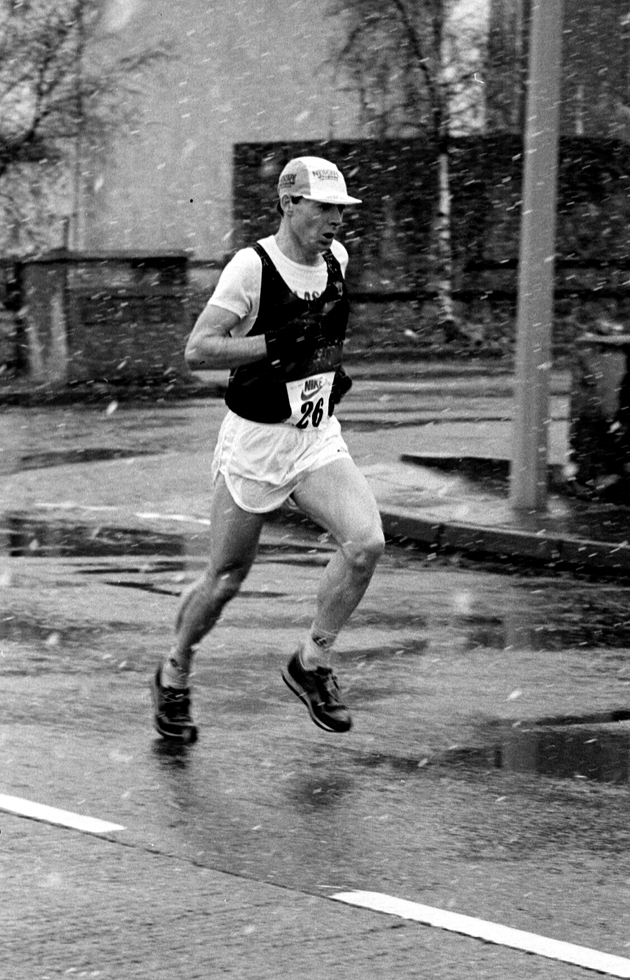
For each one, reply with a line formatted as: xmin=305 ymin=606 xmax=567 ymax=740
xmin=285 ymin=372 xmax=335 ymax=429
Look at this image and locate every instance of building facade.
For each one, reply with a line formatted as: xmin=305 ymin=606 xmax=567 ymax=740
xmin=79 ymin=0 xmax=361 ymax=262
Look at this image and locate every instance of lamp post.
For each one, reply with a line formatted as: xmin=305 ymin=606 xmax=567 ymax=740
xmin=71 ymin=0 xmax=85 ymax=252
xmin=509 ymin=0 xmax=563 ymax=511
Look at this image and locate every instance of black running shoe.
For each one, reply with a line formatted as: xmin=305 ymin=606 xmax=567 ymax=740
xmin=282 ymin=650 xmax=352 ymax=733
xmin=151 ymin=667 xmax=198 ymax=744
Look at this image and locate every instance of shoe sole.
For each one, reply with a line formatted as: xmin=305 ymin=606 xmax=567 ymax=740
xmin=281 ymin=668 xmax=352 ymax=733
xmin=150 ymin=675 xmax=198 ymax=744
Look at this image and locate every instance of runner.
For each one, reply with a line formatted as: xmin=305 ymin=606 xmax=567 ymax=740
xmin=151 ymin=156 xmax=385 ymax=743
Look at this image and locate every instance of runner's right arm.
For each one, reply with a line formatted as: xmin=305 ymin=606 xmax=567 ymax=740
xmin=185 ymin=249 xmax=267 ymax=371
xmin=185 ymin=305 xmax=267 ymax=371
xmin=184 ymin=245 xmax=322 ymax=375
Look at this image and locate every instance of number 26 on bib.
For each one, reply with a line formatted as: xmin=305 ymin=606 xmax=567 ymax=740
xmin=285 ymin=372 xmax=335 ymax=430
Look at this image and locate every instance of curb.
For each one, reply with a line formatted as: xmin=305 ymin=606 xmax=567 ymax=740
xmin=388 ymin=453 xmax=630 ymax=575
xmin=380 ymin=508 xmax=630 ymax=576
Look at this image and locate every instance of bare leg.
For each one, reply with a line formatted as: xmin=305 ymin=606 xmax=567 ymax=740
xmin=280 ymin=456 xmax=384 ymax=733
xmin=163 ymin=475 xmax=265 ymax=684
xmin=291 ymin=456 xmax=385 ymax=661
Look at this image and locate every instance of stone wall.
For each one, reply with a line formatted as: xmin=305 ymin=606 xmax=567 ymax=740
xmin=16 ymin=253 xmax=191 ymax=385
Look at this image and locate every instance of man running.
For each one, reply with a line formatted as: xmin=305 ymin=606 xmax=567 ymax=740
xmin=151 ymin=156 xmax=385 ymax=743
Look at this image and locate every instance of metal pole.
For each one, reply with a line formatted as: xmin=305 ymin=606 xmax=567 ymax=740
xmin=509 ymin=0 xmax=563 ymax=511
xmin=71 ymin=0 xmax=85 ymax=252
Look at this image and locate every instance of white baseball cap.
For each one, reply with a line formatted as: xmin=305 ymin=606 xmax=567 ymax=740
xmin=277 ymin=156 xmax=362 ymax=206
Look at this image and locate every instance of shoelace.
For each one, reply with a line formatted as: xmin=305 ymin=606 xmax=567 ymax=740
xmin=161 ymin=687 xmax=190 ymax=707
xmin=317 ymin=668 xmax=344 ymax=706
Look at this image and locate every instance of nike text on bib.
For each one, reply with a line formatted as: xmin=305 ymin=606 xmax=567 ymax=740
xmin=285 ymin=372 xmax=335 ymax=429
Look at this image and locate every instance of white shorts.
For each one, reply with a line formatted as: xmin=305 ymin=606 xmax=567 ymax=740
xmin=211 ymin=410 xmax=351 ymax=513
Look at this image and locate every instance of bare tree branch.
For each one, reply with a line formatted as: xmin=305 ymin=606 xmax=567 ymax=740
xmin=0 ymin=0 xmax=175 ymax=251
xmin=389 ymin=0 xmax=441 ymax=127
xmin=325 ymin=0 xmax=486 ymax=338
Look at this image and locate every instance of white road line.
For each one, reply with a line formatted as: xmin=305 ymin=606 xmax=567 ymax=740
xmin=0 ymin=794 xmax=125 ymax=835
xmin=332 ymin=891 xmax=630 ymax=978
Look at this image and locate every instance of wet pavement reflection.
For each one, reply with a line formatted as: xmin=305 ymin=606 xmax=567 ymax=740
xmin=492 ymin=721 xmax=630 ymax=783
xmin=0 ymin=513 xmax=335 ymax=563
xmin=10 ymin=383 xmax=630 ymax=975
xmin=428 ymin=708 xmax=630 ymax=785
xmin=17 ymin=448 xmax=159 ymax=470
xmin=5 ymin=508 xmax=630 ymax=796
xmin=1 ymin=514 xmax=184 ymax=558
xmin=459 ymin=606 xmax=630 ymax=650
xmin=5 ymin=512 xmax=630 ymax=648
xmin=329 ymin=712 xmax=630 ymax=786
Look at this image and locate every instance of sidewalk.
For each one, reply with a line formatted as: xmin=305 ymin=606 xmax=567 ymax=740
xmin=354 ymin=423 xmax=630 ymax=577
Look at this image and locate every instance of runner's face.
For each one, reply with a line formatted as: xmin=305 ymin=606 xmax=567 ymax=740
xmin=289 ymin=198 xmax=345 ymax=257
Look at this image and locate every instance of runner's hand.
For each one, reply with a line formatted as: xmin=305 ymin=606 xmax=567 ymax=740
xmin=265 ymin=317 xmax=322 ymax=376
xmin=328 ymin=367 xmax=352 ymax=414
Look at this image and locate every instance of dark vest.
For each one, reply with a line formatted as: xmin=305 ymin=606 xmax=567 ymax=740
xmin=224 ymin=243 xmax=350 ymax=424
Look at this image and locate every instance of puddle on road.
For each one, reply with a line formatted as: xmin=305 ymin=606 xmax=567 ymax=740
xmin=0 ymin=514 xmax=334 ymax=564
xmin=79 ymin=560 xmax=185 ymax=576
xmin=461 ymin=612 xmax=630 ymax=651
xmin=344 ymin=416 xmax=514 ymax=432
xmin=103 ymin=580 xmax=181 ymax=596
xmin=0 ymin=515 xmax=185 ymax=558
xmin=17 ymin=448 xmax=158 ymax=471
xmin=0 ymin=613 xmax=105 ymax=647
xmin=352 ymin=711 xmax=630 ymax=786
xmin=488 ymin=719 xmax=630 ymax=784
xmin=103 ymin=579 xmax=287 ymax=600
xmin=347 ymin=639 xmax=430 ymax=661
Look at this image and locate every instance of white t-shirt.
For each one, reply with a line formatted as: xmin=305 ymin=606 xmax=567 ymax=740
xmin=207 ymin=235 xmax=348 ymax=338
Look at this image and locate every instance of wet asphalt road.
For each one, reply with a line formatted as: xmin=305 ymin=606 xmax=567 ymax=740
xmin=3 ymin=369 xmax=630 ymax=979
